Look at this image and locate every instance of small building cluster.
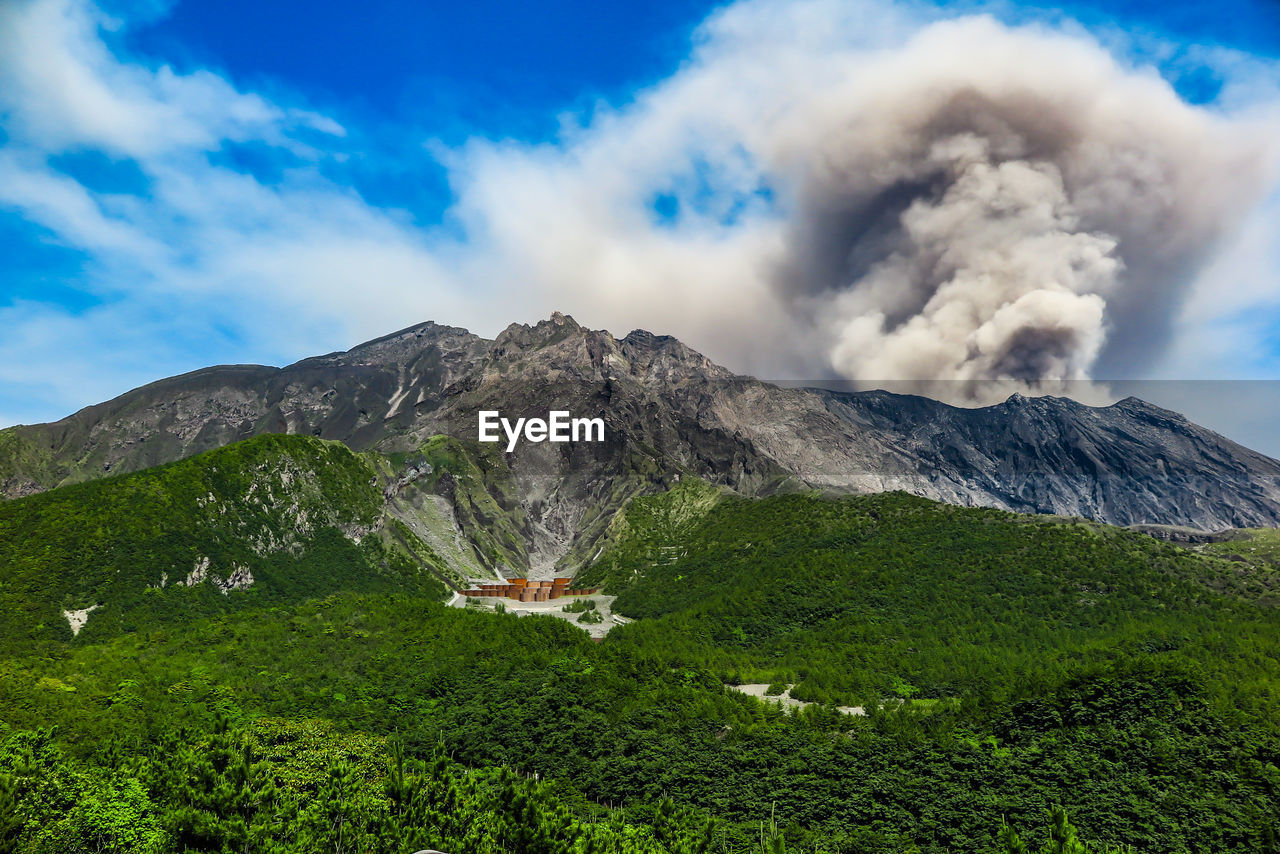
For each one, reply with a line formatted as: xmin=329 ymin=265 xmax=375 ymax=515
xmin=461 ymin=577 xmax=600 ymax=602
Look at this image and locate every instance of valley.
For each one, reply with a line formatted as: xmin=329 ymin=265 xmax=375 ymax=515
xmin=448 ymin=590 xmax=623 ymax=639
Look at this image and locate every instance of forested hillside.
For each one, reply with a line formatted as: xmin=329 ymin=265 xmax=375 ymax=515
xmin=1 ymin=472 xmax=1279 ymax=851
xmin=585 ymin=487 xmax=1280 ymax=708
xmin=0 ymin=435 xmax=452 ymax=658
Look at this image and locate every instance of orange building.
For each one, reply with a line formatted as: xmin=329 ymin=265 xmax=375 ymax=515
xmin=459 ymin=577 xmax=599 ymax=600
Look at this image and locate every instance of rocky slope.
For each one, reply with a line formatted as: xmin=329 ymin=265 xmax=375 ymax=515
xmin=3 ymin=313 xmax=1279 ymax=573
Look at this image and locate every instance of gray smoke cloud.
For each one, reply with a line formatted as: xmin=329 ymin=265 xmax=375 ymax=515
xmin=453 ymin=7 xmax=1280 ymax=405
xmin=759 ymin=16 xmax=1276 ymax=401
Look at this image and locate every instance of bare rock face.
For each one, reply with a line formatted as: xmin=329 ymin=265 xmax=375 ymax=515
xmin=4 ymin=313 xmax=1280 ymax=548
xmin=805 ymin=391 xmax=1280 ymax=530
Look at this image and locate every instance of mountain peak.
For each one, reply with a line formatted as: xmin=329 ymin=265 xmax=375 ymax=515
xmin=493 ymin=312 xmax=594 ymax=352
xmin=1110 ymin=395 xmax=1191 ymax=423
xmin=621 ymin=328 xmax=675 ymax=347
xmin=293 ymin=320 xmax=482 ymax=370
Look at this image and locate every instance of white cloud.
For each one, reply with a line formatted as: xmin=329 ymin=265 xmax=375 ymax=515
xmin=0 ymin=0 xmax=292 ymax=157
xmin=0 ymin=150 xmax=168 ymax=260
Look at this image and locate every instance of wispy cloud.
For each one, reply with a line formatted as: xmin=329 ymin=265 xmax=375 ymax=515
xmin=0 ymin=0 xmax=471 ymax=424
xmin=0 ymin=0 xmax=290 ymax=156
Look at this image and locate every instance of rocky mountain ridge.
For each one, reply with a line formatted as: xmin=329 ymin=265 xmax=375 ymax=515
xmin=3 ymin=312 xmax=1280 ymax=574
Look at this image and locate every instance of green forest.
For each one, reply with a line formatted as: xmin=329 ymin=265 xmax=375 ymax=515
xmin=1 ymin=435 xmax=1278 ymax=852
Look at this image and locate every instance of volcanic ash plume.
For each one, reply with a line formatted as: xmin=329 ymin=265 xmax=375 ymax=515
xmin=761 ymin=16 xmax=1276 ymax=401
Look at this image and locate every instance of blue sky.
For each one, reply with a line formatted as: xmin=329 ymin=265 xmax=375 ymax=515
xmin=129 ymin=1 xmax=716 ymax=132
xmin=119 ymin=0 xmax=723 ymax=220
xmin=2 ymin=0 xmax=1280 ymax=450
xmin=114 ymin=0 xmax=1280 ymax=220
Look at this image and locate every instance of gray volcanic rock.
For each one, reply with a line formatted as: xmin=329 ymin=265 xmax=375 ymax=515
xmin=808 ymin=391 xmax=1280 ymax=529
xmin=4 ymin=313 xmax=1280 ymax=564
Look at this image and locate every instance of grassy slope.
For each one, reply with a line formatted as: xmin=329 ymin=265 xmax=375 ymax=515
xmin=0 ymin=428 xmax=58 ymax=494
xmin=1199 ymin=528 xmax=1280 ymax=574
xmin=0 ymin=434 xmax=449 ymax=656
xmin=415 ymin=435 xmax=531 ymax=573
xmin=578 ymin=477 xmax=729 ymax=589
xmin=588 ymin=486 xmax=1280 ymax=709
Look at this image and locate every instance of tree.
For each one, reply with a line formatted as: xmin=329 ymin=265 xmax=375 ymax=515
xmin=158 ymin=724 xmax=292 ymax=853
xmin=999 ymin=808 xmax=1134 ymax=854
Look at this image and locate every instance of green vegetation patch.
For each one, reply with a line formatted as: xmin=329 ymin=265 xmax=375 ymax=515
xmin=3 ymin=462 xmax=1280 ymax=851
xmin=0 ymin=591 xmax=1276 ymax=851
xmin=596 ymin=488 xmax=1280 ymax=710
xmin=1201 ymin=527 xmax=1280 ymax=561
xmin=0 ymin=427 xmax=59 ymax=496
xmin=578 ymin=476 xmax=727 ymax=590
xmin=412 ymin=435 xmax=531 ymax=573
xmin=0 ymin=434 xmax=446 ymax=656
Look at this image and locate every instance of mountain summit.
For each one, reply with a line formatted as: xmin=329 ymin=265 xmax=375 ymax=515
xmin=3 ymin=314 xmax=1279 ymax=573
